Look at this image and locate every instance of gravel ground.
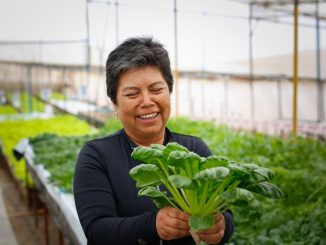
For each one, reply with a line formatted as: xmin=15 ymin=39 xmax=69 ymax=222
xmin=0 ymin=156 xmax=61 ymax=245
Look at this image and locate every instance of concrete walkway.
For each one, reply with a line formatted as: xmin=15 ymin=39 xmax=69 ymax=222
xmin=0 ymin=187 xmax=18 ymax=245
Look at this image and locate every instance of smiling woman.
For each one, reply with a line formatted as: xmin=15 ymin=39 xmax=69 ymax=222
xmin=73 ymin=36 xmax=234 ymax=245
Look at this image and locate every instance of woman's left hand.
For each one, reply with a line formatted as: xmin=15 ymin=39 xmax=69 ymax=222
xmin=196 ymin=214 xmax=225 ymax=245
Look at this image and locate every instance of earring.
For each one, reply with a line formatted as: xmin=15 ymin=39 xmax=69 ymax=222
xmin=114 ymin=108 xmax=118 ymax=120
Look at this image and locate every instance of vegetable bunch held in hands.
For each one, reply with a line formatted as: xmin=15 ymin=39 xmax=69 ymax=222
xmin=129 ymin=142 xmax=283 ymax=242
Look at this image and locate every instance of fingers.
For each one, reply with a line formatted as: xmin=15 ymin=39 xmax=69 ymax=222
xmin=158 ymin=224 xmax=189 ymax=240
xmin=198 ymin=230 xmax=224 ymax=245
xmin=156 ymin=207 xmax=190 ymax=240
xmin=156 ymin=209 xmax=226 ymax=243
xmin=166 ymin=206 xmax=190 ymax=221
xmin=197 ymin=214 xmax=225 ymax=244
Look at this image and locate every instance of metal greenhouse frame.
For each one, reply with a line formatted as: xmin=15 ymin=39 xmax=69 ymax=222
xmin=231 ymin=0 xmax=326 ymax=136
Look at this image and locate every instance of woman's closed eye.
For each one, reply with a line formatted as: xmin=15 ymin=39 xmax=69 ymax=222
xmin=124 ymin=92 xmax=139 ymax=98
xmin=151 ymin=87 xmax=164 ymax=94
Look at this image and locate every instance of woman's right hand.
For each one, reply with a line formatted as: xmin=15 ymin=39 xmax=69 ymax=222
xmin=156 ymin=206 xmax=190 ymax=240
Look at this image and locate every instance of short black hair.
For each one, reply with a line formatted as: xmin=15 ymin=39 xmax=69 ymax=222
xmin=105 ymin=36 xmax=173 ymax=104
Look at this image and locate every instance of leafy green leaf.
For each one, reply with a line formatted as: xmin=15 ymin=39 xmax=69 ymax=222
xmin=150 ymin=144 xmax=166 ymax=151
xmin=138 ymin=186 xmax=173 ymax=208
xmin=247 ymin=182 xmax=284 ymax=199
xmin=167 ymin=150 xmax=201 ymax=171
xmin=201 ymin=155 xmax=229 ymax=169
xmin=228 ymin=162 xmax=250 ymax=178
xmin=223 ymin=187 xmax=255 ymax=203
xmin=194 ymin=167 xmax=229 ymax=182
xmin=131 ymin=146 xmax=163 ymax=164
xmin=129 ymin=164 xmax=162 ymax=187
xmin=163 ymin=142 xmax=188 ymax=158
xmin=167 ymin=150 xmax=189 ymax=167
xmin=251 ymin=167 xmax=275 ymax=183
xmin=189 ymin=214 xmax=215 ymax=231
xmin=168 ymin=175 xmax=195 ymax=189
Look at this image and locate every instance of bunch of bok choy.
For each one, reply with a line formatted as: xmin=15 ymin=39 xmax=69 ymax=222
xmin=129 ymin=142 xmax=283 ymax=244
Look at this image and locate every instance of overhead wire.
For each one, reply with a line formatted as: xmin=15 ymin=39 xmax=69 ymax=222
xmin=0 ymin=39 xmax=87 ymax=46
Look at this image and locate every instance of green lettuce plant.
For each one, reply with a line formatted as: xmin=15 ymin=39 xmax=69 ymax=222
xmin=129 ymin=142 xmax=283 ymax=244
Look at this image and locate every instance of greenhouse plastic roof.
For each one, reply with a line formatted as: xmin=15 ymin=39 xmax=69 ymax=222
xmin=232 ymin=0 xmax=326 ymax=21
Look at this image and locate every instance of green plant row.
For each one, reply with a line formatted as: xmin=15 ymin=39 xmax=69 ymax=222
xmin=27 ymin=117 xmax=326 ymax=244
xmin=29 ymin=133 xmax=98 ymax=191
xmin=29 ymin=119 xmax=122 ymax=191
xmin=50 ymin=92 xmax=65 ymax=101
xmin=7 ymin=92 xmax=46 ymax=113
xmin=0 ymin=115 xmax=91 ymax=182
xmin=0 ymin=105 xmax=17 ymax=114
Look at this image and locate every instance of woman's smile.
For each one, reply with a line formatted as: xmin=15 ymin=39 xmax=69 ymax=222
xmin=138 ymin=112 xmax=159 ymax=120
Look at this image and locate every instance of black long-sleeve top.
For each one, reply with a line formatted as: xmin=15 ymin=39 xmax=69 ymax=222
xmin=73 ymin=128 xmax=234 ymax=245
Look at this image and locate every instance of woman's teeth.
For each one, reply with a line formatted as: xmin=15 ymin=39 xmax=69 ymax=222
xmin=139 ymin=112 xmax=158 ymax=119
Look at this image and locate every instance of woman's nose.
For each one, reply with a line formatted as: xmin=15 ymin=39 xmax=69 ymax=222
xmin=140 ymin=92 xmax=154 ymax=107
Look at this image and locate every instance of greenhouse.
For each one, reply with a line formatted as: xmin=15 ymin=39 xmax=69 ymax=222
xmin=0 ymin=0 xmax=325 ymax=245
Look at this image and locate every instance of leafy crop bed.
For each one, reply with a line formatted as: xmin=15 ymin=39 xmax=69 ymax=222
xmin=8 ymin=92 xmax=46 ymax=113
xmin=28 ymin=117 xmax=326 ymax=244
xmin=0 ymin=115 xmax=91 ymax=180
xmin=0 ymin=105 xmax=17 ymax=114
xmin=29 ymin=119 xmax=122 ymax=191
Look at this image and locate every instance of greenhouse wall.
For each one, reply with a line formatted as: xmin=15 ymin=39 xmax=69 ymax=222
xmin=0 ymin=62 xmax=325 ymax=125
xmin=174 ymin=77 xmax=325 ymax=123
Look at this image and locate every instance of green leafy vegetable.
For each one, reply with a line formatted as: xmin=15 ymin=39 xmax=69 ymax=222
xmin=129 ymin=142 xmax=283 ymax=244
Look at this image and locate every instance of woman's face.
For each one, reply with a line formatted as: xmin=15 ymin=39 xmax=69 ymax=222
xmin=115 ymin=65 xmax=171 ymax=143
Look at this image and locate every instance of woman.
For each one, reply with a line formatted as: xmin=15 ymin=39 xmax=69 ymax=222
xmin=74 ymin=37 xmax=234 ymax=245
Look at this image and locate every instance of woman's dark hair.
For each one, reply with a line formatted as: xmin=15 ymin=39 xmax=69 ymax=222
xmin=105 ymin=36 xmax=173 ymax=104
